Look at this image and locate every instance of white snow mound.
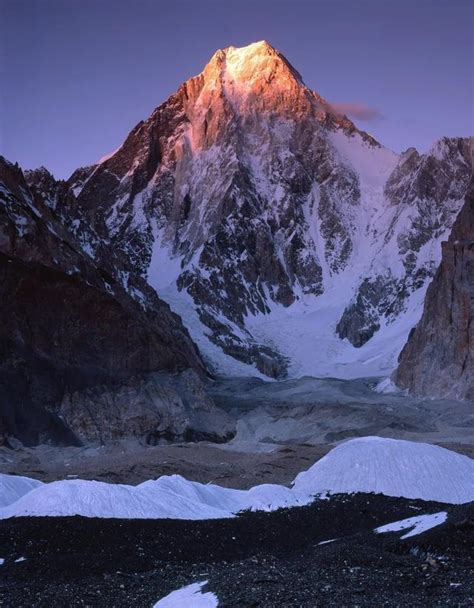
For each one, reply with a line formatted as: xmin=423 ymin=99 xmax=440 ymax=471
xmin=0 ymin=475 xmax=308 ymax=521
xmin=293 ymin=437 xmax=474 ymax=504
xmin=0 ymin=474 xmax=43 ymax=508
xmin=0 ymin=437 xmax=472 ymax=520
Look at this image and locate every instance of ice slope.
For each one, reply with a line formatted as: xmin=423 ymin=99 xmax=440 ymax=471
xmin=0 ymin=474 xmax=43 ymax=508
xmin=154 ymin=581 xmax=218 ymax=608
xmin=158 ymin=267 xmax=425 ymax=380
xmin=0 ymin=438 xmax=472 ymax=521
xmin=292 ymin=437 xmax=474 ymax=504
xmin=375 ymin=512 xmax=448 ymax=540
xmin=246 ymin=284 xmax=427 ymax=379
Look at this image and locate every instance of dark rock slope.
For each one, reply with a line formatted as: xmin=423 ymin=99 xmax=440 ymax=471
xmin=0 ymin=157 xmax=208 ymax=446
xmin=394 ymin=182 xmax=474 ymax=399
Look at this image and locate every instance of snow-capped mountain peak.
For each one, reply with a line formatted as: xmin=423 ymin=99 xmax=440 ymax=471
xmin=203 ymin=40 xmax=304 ymax=89
xmin=178 ymin=40 xmax=372 ymax=154
xmin=52 ymin=43 xmax=473 ymax=379
xmin=201 ymin=39 xmax=306 ymax=109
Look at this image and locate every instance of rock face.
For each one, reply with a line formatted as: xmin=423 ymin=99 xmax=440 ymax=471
xmin=55 ymin=40 xmax=472 ymax=378
xmin=59 ymin=370 xmax=235 ymax=445
xmin=394 ymin=183 xmax=474 ymax=399
xmin=0 ymin=157 xmax=208 ymax=446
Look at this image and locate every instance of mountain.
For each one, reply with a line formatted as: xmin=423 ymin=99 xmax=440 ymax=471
xmin=45 ymin=40 xmax=470 ymax=380
xmin=394 ymin=181 xmax=474 ymax=398
xmin=0 ymin=157 xmax=211 ymax=446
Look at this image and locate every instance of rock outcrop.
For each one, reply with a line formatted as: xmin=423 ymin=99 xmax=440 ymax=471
xmin=394 ymin=182 xmax=474 ymax=399
xmin=59 ymin=370 xmax=235 ymax=445
xmin=0 ymin=157 xmax=208 ymax=446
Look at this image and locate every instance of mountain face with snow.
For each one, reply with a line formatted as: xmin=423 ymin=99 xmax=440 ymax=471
xmin=24 ymin=42 xmax=474 ymax=379
xmin=0 ymin=157 xmax=208 ymax=445
xmin=394 ymin=182 xmax=474 ymax=399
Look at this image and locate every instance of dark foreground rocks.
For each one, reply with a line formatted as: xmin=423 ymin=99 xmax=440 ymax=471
xmin=0 ymin=494 xmax=472 ymax=607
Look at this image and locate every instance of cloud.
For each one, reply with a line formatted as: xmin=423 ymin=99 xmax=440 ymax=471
xmin=330 ymin=102 xmax=383 ymax=122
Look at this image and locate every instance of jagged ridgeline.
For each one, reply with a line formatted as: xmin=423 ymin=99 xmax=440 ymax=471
xmin=0 ymin=158 xmax=217 ymax=445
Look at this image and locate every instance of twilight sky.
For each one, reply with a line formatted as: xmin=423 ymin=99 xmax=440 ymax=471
xmin=1 ymin=0 xmax=473 ymax=179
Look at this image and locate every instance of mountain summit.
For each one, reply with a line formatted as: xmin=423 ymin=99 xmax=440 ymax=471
xmin=204 ymin=40 xmax=303 ymax=84
xmin=199 ymin=40 xmax=308 ymax=112
xmin=27 ymin=42 xmax=473 ymax=379
xmin=188 ymin=40 xmax=371 ymax=145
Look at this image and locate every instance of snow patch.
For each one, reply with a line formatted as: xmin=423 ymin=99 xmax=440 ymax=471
xmin=375 ymin=511 xmax=448 ymax=539
xmin=318 ymin=539 xmax=337 ymax=546
xmin=374 ymin=377 xmax=403 ymax=394
xmin=147 ymin=226 xmax=183 ymax=291
xmin=154 ymin=581 xmax=218 ymax=607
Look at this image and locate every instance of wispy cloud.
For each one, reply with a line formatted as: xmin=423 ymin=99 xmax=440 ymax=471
xmin=330 ymin=102 xmax=383 ymax=122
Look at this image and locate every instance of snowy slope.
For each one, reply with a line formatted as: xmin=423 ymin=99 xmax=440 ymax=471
xmin=0 ymin=474 xmax=43 ymax=508
xmin=245 ymin=281 xmax=427 ymax=379
xmin=0 ymin=438 xmax=472 ymax=521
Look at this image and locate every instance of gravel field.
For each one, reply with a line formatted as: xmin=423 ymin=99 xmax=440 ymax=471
xmin=0 ymin=494 xmax=472 ymax=607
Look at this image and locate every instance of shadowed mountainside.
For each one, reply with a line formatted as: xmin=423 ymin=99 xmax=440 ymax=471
xmin=0 ymin=157 xmax=208 ymax=446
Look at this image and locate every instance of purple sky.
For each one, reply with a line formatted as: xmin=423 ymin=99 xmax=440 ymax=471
xmin=1 ymin=0 xmax=473 ymax=179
